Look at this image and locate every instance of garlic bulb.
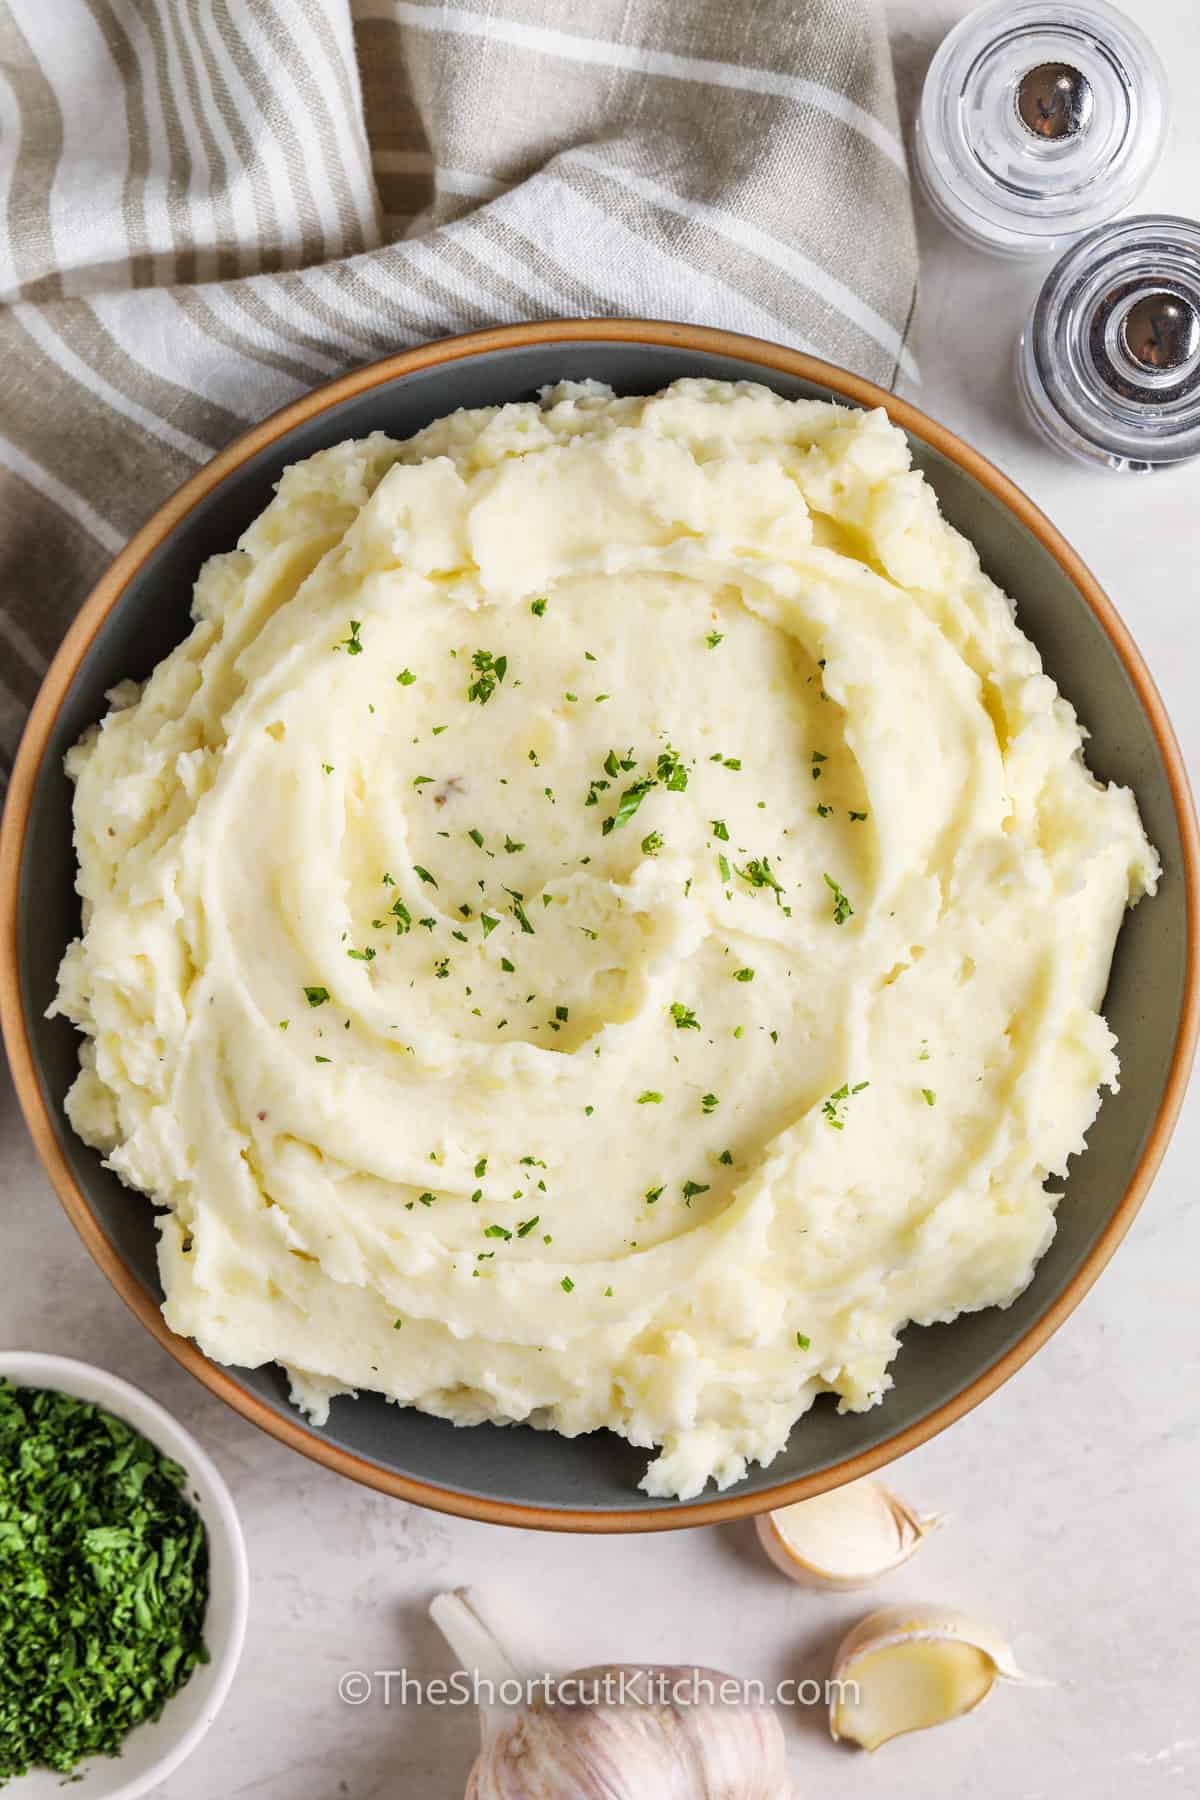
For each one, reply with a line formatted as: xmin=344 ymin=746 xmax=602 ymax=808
xmin=829 ymin=1604 xmax=1026 ymax=1750
xmin=755 ymin=1477 xmax=941 ymax=1589
xmin=431 ymin=1588 xmax=796 ymax=1800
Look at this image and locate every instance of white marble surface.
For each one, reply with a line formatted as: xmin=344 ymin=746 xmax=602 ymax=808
xmin=3 ymin=4 xmax=1199 ymax=1795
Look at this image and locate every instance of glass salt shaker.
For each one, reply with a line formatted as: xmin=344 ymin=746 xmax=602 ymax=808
xmin=915 ymin=0 xmax=1168 ymax=258
xmin=1018 ymin=215 xmax=1200 ymax=471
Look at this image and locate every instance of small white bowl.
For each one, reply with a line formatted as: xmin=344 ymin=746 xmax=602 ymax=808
xmin=0 ymin=1352 xmax=248 ymax=1799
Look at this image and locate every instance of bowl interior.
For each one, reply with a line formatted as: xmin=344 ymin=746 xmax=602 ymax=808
xmin=13 ymin=339 xmax=1191 ymax=1515
xmin=0 ymin=1353 xmax=246 ymax=1798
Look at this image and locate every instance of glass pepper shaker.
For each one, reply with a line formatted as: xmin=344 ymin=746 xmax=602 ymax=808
xmin=1018 ymin=215 xmax=1200 ymax=471
xmin=915 ymin=0 xmax=1168 ymax=258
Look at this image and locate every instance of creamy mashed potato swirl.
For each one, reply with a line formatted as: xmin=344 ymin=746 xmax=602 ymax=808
xmin=54 ymin=380 xmax=1158 ymax=1499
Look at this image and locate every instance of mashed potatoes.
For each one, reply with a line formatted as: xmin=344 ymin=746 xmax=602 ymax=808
xmin=53 ymin=379 xmax=1158 ymax=1499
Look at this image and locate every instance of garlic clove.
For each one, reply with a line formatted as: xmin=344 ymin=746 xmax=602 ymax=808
xmin=755 ymin=1477 xmax=942 ymax=1589
xmin=829 ymin=1605 xmax=1025 ymax=1750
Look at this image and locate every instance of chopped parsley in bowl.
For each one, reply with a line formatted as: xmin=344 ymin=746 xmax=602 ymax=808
xmin=0 ymin=1354 xmax=247 ymax=1798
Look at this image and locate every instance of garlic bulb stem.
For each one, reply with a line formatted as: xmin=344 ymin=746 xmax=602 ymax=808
xmin=430 ymin=1589 xmax=523 ymax=1692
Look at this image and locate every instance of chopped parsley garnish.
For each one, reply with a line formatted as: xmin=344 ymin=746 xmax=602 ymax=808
xmin=824 ymin=872 xmax=854 ymax=925
xmin=735 ymin=856 xmax=785 ymax=906
xmin=706 ymin=630 xmax=724 ymax=649
xmin=670 ymin=1002 xmax=700 ymax=1030
xmin=314 ymin=1055 xmax=331 ymax=1064
xmin=718 ymin=1149 xmax=733 ymax=1165
xmin=560 ymin=1276 xmax=575 ymax=1294
xmin=605 ymin=775 xmax=655 ymax=833
xmin=391 ymin=899 xmax=412 ymax=933
xmin=396 ymin=668 xmax=416 ymax=686
xmin=718 ymin=852 xmax=732 ymax=883
xmin=516 ymin=1216 xmax=540 ymax=1237
xmin=412 ymin=774 xmax=434 ymax=789
xmin=503 ymin=835 xmax=525 ymax=854
xmin=822 ymin=1079 xmax=870 ymax=1130
xmin=711 ymin=819 xmax=729 ymax=841
xmin=849 ymin=810 xmax=868 ymax=822
xmin=645 ymin=1185 xmax=664 ymax=1204
xmin=640 ymin=831 xmax=663 ymax=856
xmin=474 ymin=1156 xmax=488 ymax=1178
xmin=321 ymin=762 xmax=334 ymax=774
xmin=336 ymin=619 xmax=363 ymax=655
xmin=414 ymin=865 xmax=438 ymax=887
xmin=530 ymin=597 xmax=547 ymax=617
xmin=467 ymin=649 xmax=508 ymax=705
xmin=481 ymin=913 xmax=500 ymax=938
xmin=921 ymin=1088 xmax=937 ymax=1106
xmin=637 ymin=1090 xmax=663 ymax=1104
xmin=816 ymin=802 xmax=832 ymax=818
xmin=701 ymin=1093 xmax=719 ymax=1113
xmin=468 ymin=827 xmax=485 ymax=848
xmin=433 ymin=957 xmax=450 ymax=979
xmin=656 ymin=746 xmax=688 ymax=791
xmin=505 ymin=888 xmax=535 ymax=934
xmin=796 ymin=1332 xmax=811 ymax=1349
xmin=682 ymin=1180 xmax=710 ymax=1203
xmin=304 ymin=986 xmax=331 ymax=1007
xmin=347 ymin=945 xmax=376 ymax=962
xmin=601 ymin=745 xmax=687 ymax=835
xmin=484 ymin=1223 xmax=512 ymax=1241
xmin=733 ymin=967 xmax=754 ymax=982
xmin=393 ymin=1318 xmax=403 ymax=1329
xmin=500 ymin=955 xmax=516 ymax=972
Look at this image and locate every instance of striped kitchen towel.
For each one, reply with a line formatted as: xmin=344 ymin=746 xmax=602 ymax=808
xmin=0 ymin=0 xmax=917 ymax=779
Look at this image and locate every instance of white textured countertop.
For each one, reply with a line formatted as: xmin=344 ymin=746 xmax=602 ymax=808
xmin=3 ymin=3 xmax=1198 ymax=1795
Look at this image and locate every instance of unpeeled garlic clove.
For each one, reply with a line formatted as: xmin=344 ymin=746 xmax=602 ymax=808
xmin=755 ymin=1476 xmax=942 ymax=1589
xmin=432 ymin=1588 xmax=798 ymax=1800
xmin=829 ymin=1604 xmax=1025 ymax=1750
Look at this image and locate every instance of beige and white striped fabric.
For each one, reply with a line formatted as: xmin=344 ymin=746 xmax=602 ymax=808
xmin=0 ymin=0 xmax=917 ymax=781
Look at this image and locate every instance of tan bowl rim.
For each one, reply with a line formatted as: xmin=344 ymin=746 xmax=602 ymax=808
xmin=2 ymin=317 xmax=1197 ymax=1533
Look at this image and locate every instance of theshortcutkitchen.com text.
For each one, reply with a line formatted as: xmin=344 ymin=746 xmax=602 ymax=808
xmin=337 ymin=1669 xmax=858 ymax=1709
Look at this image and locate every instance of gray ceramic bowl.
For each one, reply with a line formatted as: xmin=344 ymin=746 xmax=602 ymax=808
xmin=2 ymin=321 xmax=1196 ymax=1531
